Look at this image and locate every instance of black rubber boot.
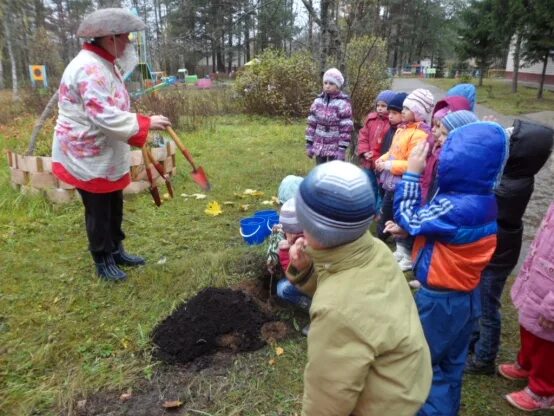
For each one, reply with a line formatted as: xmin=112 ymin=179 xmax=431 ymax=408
xmin=93 ymin=253 xmax=127 ymax=282
xmin=112 ymin=243 xmax=145 ymax=266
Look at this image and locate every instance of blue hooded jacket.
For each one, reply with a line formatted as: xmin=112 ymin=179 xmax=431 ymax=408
xmin=394 ymin=122 xmax=509 ymax=291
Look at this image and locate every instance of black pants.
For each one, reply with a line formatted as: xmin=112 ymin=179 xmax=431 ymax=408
xmin=315 ymin=155 xmax=336 ymax=165
xmin=378 ymin=190 xmax=394 ymax=240
xmin=77 ymin=189 xmax=125 ymax=258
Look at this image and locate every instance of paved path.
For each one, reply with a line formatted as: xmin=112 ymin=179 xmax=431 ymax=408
xmin=392 ymin=77 xmax=553 ymax=272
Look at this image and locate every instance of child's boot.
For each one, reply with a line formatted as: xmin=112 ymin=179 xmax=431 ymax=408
xmin=396 ymin=245 xmax=413 ymax=272
xmin=505 ymin=387 xmax=554 ymax=411
xmin=112 ymin=243 xmax=145 ymax=266
xmin=93 ymin=253 xmax=127 ymax=282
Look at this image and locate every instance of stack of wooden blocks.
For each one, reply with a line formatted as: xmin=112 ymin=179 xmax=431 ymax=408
xmin=6 ymin=141 xmax=177 ymax=204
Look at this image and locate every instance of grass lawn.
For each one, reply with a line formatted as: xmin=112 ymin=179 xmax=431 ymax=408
xmin=424 ymin=78 xmax=554 ymax=115
xmin=0 ymin=113 xmax=549 ymax=415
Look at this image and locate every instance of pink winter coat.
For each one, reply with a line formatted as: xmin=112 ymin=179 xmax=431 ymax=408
xmin=511 ymin=202 xmax=554 ymax=342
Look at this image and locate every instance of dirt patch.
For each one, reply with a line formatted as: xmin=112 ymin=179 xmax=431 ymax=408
xmin=75 ymin=281 xmax=300 ymax=416
xmin=152 ymin=287 xmax=275 ymax=364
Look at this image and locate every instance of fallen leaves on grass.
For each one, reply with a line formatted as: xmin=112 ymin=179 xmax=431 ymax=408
xmin=275 ymin=346 xmax=284 ymax=356
xmin=204 ymin=201 xmax=223 ymax=216
xmin=162 ymin=400 xmax=183 ymax=409
xmin=239 ymin=204 xmax=250 ymax=212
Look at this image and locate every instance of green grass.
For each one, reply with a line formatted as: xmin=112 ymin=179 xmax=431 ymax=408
xmin=424 ymin=78 xmax=554 ymax=115
xmin=0 ymin=114 xmax=549 ymax=415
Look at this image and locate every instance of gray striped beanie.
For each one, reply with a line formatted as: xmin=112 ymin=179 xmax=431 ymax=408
xmin=279 ymin=198 xmax=302 ymax=234
xmin=441 ymin=110 xmax=479 ymax=132
xmin=295 ymin=161 xmax=375 ymax=248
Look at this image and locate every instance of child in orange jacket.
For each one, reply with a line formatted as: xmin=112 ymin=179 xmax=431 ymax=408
xmin=376 ymin=88 xmax=434 ymax=271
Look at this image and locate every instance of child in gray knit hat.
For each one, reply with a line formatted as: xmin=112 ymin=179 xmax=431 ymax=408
xmin=287 ymin=160 xmax=432 ymax=416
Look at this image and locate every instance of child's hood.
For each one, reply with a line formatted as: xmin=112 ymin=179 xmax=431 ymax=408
xmin=503 ymin=119 xmax=553 ymax=178
xmin=437 ymin=122 xmax=508 ymax=194
xmin=447 ymin=84 xmax=476 ymax=111
xmin=432 ymin=96 xmax=472 ymax=118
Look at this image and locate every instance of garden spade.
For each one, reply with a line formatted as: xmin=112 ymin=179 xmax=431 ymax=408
xmin=166 ymin=127 xmax=211 ymax=191
xmin=142 ymin=147 xmax=162 ymax=206
xmin=145 ymin=147 xmax=174 ymax=198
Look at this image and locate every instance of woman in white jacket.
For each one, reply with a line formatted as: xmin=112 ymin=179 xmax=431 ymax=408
xmin=52 ymin=8 xmax=171 ymax=281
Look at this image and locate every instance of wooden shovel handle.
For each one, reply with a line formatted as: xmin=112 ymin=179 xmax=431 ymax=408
xmin=146 ymin=147 xmax=174 ymax=198
xmin=166 ymin=126 xmax=198 ymax=171
xmin=142 ymin=147 xmax=162 ymax=206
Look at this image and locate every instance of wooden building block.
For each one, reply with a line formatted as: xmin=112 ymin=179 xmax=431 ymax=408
xmin=30 ymin=172 xmax=57 ymax=189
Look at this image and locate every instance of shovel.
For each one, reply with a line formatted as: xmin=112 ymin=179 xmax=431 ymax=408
xmin=145 ymin=146 xmax=174 ymax=198
xmin=166 ymin=127 xmax=211 ymax=191
xmin=142 ymin=147 xmax=162 ymax=207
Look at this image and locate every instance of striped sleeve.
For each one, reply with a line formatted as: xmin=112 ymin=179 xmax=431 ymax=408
xmin=394 ymin=173 xmax=457 ymax=238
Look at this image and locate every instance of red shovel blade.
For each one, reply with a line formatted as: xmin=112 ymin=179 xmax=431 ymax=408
xmin=191 ymin=166 xmax=211 ymax=191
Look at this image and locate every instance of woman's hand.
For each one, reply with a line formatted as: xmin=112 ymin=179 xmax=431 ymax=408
xmin=149 ymin=115 xmax=172 ymax=130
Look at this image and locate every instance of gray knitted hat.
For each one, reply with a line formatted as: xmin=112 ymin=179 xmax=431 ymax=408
xmin=279 ymin=198 xmax=302 ymax=234
xmin=77 ymin=8 xmax=146 ymax=38
xmin=295 ymin=161 xmax=375 ymax=248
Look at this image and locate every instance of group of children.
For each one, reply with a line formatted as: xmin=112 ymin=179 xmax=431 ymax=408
xmin=268 ymin=67 xmax=554 ymax=414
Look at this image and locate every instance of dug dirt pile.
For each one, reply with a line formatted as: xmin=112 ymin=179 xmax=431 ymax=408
xmin=152 ymin=287 xmax=274 ymax=364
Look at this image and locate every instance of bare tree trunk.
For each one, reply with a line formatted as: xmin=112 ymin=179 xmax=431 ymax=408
xmin=479 ymin=64 xmax=485 ymax=87
xmin=307 ymin=0 xmax=313 ymax=50
xmin=3 ymin=14 xmax=19 ymax=101
xmin=0 ymin=43 xmax=4 ymax=89
xmin=27 ymin=92 xmax=59 ymax=156
xmin=537 ymin=50 xmax=548 ymax=99
xmin=511 ymin=32 xmax=522 ymax=93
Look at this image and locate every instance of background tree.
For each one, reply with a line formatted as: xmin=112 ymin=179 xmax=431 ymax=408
xmin=456 ymin=0 xmax=505 ymax=86
xmin=520 ymin=0 xmax=554 ymax=99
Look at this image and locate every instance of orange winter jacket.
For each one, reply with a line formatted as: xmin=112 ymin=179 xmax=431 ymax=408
xmin=378 ymin=121 xmax=430 ymax=176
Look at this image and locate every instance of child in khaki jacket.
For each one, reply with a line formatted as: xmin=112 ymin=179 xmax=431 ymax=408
xmin=287 ymin=160 xmax=431 ymax=416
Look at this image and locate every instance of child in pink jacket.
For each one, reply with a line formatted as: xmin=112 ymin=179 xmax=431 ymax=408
xmin=499 ymin=201 xmax=554 ymax=412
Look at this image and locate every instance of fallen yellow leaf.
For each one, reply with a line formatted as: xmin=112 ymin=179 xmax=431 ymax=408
xmin=275 ymin=346 xmax=284 ymax=356
xmin=243 ymin=189 xmax=265 ymax=197
xmin=239 ymin=204 xmax=250 ymax=212
xmin=162 ymin=400 xmax=183 ymax=409
xmin=204 ymin=201 xmax=223 ymax=216
xmin=271 ymin=196 xmax=279 ymax=204
xmin=163 ymin=193 xmax=170 ymax=200
xmin=268 ymin=358 xmax=276 ymax=366
xmin=261 ymin=200 xmax=273 ymax=205
xmin=223 ymin=201 xmax=235 ymax=206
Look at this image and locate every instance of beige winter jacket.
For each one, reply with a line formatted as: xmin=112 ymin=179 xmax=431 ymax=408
xmin=289 ymin=232 xmax=432 ymax=415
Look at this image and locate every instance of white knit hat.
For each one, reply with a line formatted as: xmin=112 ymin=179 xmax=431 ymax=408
xmin=279 ymin=198 xmax=302 ymax=234
xmin=323 ymin=68 xmax=344 ymax=89
xmin=403 ymin=88 xmax=435 ymax=122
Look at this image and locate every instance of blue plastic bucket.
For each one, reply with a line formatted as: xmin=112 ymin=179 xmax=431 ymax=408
xmin=240 ymin=217 xmax=266 ymax=245
xmin=254 ymin=210 xmax=279 ymax=238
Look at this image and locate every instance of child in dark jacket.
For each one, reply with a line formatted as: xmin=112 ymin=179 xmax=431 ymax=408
xmin=305 ymin=68 xmax=353 ymax=164
xmin=376 ymin=92 xmax=407 ymax=237
xmin=376 ymin=88 xmax=434 ymax=271
xmin=466 ymin=120 xmax=554 ymax=375
xmin=386 ymin=121 xmax=509 ymax=416
xmin=358 ymin=90 xmax=396 ymax=212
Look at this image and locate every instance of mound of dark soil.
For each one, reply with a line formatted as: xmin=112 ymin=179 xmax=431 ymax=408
xmin=152 ymin=287 xmax=274 ymax=364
